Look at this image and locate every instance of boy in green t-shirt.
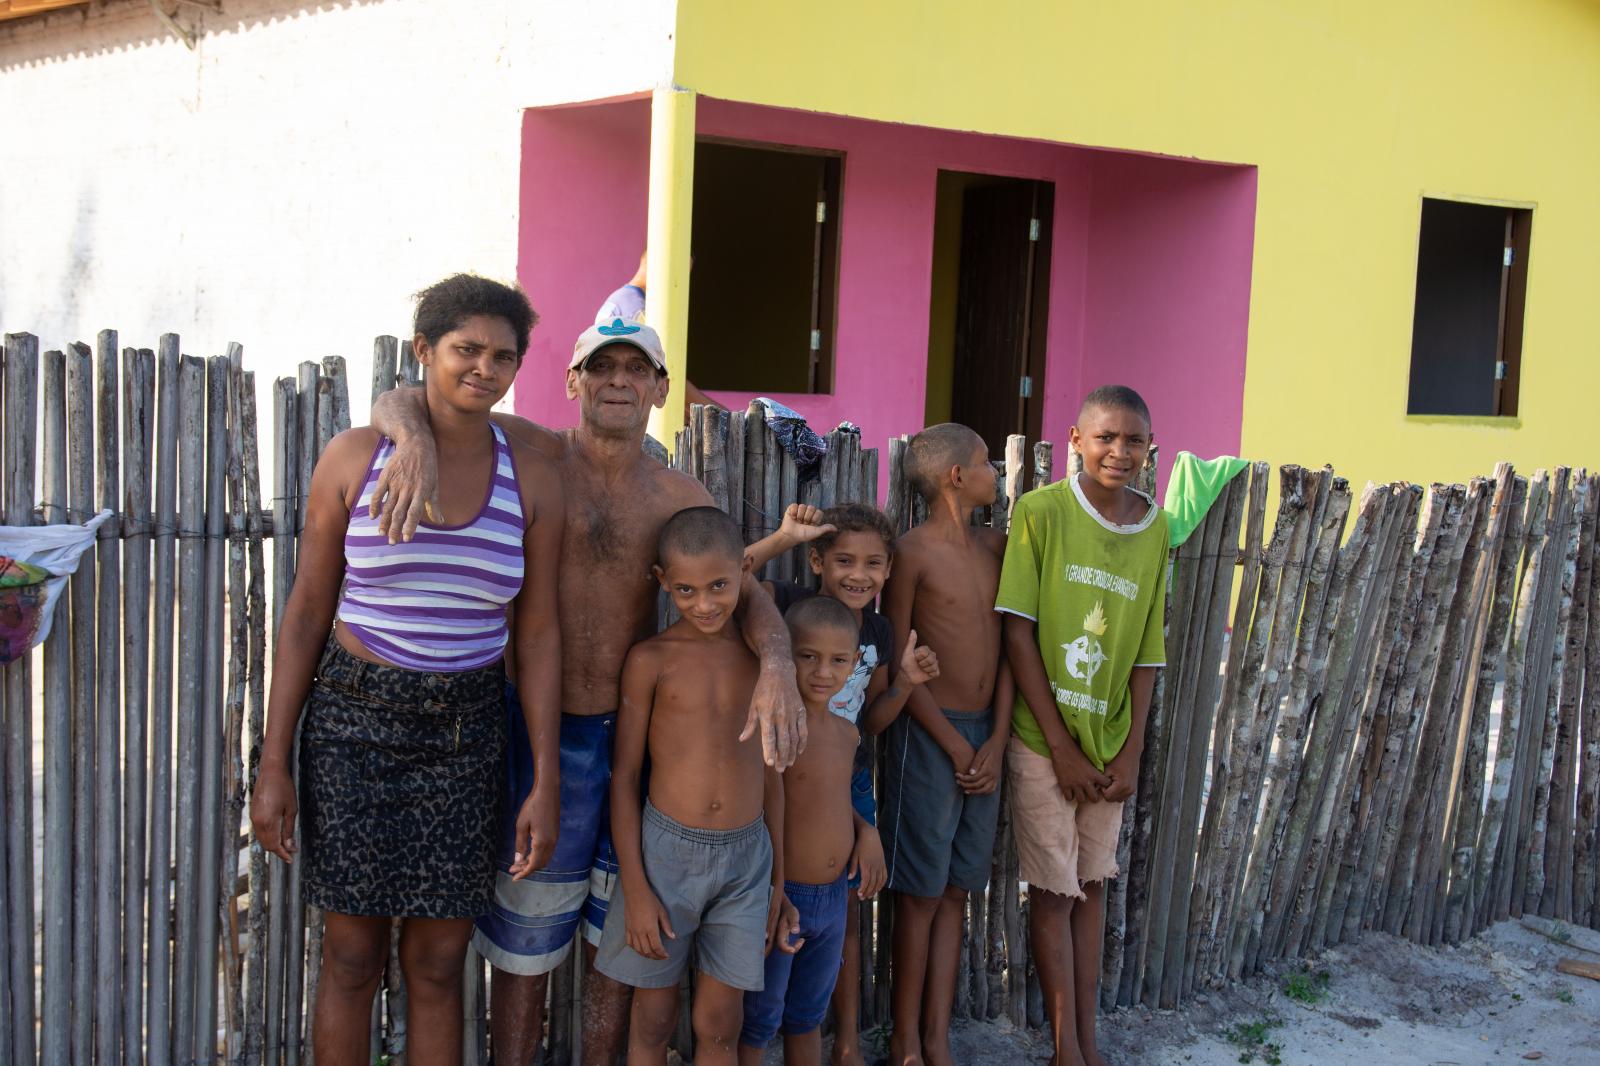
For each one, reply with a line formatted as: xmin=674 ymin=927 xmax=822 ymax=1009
xmin=995 ymin=385 xmax=1168 ymax=1066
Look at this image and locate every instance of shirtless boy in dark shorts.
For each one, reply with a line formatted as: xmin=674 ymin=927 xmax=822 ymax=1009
xmin=876 ymin=423 xmax=1012 ymax=1066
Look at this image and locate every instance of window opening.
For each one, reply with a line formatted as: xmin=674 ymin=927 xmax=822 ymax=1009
xmin=687 ymin=140 xmax=842 ymax=394
xmin=1407 ymin=198 xmax=1532 ymax=417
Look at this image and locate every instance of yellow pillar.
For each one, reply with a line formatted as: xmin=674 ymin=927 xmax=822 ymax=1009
xmin=646 ymin=86 xmax=696 ymax=447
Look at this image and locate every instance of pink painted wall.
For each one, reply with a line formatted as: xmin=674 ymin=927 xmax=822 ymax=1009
xmin=694 ymin=97 xmax=1093 ymax=476
xmin=515 ymin=98 xmax=651 ymax=431
xmin=514 ymin=96 xmax=1256 ymax=495
xmin=1076 ymin=153 xmax=1257 ymax=480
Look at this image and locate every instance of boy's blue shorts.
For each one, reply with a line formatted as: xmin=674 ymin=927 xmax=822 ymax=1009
xmin=850 ymin=763 xmax=875 ymax=825
xmin=739 ymin=875 xmax=850 ymax=1048
xmin=846 ymin=764 xmax=875 ymax=893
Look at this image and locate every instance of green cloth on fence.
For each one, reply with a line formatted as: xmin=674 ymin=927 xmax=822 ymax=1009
xmin=1162 ymin=452 xmax=1251 ymax=547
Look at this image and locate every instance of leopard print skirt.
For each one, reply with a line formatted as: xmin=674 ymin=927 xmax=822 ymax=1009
xmin=300 ymin=639 xmax=506 ymax=919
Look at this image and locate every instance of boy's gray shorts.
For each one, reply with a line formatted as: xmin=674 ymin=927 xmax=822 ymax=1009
xmin=880 ymin=709 xmax=1001 ymax=898
xmin=595 ymin=801 xmax=773 ymax=992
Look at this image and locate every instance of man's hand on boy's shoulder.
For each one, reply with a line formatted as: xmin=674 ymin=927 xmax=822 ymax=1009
xmin=1050 ymin=743 xmax=1111 ymax=804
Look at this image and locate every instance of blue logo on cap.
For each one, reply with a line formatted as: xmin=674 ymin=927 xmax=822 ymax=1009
xmin=598 ymin=318 xmax=641 ymax=337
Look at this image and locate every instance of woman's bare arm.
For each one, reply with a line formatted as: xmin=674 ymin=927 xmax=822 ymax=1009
xmin=250 ymin=427 xmax=373 ymax=861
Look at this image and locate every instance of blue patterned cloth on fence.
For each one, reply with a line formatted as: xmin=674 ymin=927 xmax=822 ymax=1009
xmin=753 ymin=397 xmax=840 ymax=482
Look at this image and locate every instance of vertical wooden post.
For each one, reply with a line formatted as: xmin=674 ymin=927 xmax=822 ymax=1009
xmin=1524 ymin=473 xmax=1582 ymax=915
xmin=40 ymin=347 xmax=72 ymax=1066
xmin=371 ymin=336 xmax=400 ymax=404
xmin=238 ymin=360 xmax=271 ymax=1066
xmin=727 ymin=409 xmax=746 ymax=530
xmin=743 ymin=404 xmax=767 ymax=545
xmin=94 ymin=330 xmax=124 ymax=1066
xmin=1187 ymin=461 xmax=1269 ymax=984
xmin=1477 ymin=473 xmax=1551 ymax=925
xmin=1541 ymin=475 xmax=1592 ymax=918
xmin=1447 ymin=470 xmax=1525 ymax=941
xmin=146 ymin=335 xmax=181 ymax=1065
xmin=1571 ymin=471 xmax=1600 ymax=930
xmin=123 ymin=345 xmax=156 ymax=1066
xmin=1509 ymin=472 xmax=1572 ymax=917
xmin=173 ymin=354 xmax=207 ymax=1061
xmin=193 ymin=355 xmax=232 ymax=1056
xmin=2 ymin=333 xmax=39 ymax=1066
xmin=886 ymin=436 xmax=909 ymax=535
xmin=264 ymin=375 xmax=300 ymax=1063
xmin=67 ymin=341 xmax=98 ymax=1066
xmin=1031 ymin=441 xmax=1053 ymax=491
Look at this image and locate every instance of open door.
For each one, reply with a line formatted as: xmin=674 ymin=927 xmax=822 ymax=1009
xmin=934 ymin=174 xmax=1053 ymax=456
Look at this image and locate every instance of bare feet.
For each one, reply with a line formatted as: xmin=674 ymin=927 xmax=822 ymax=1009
xmin=1080 ymin=1047 xmax=1108 ymax=1066
xmin=889 ymin=1031 xmax=925 ymax=1066
xmin=831 ymin=1038 xmax=868 ymax=1066
xmin=1048 ymin=1047 xmax=1088 ymax=1066
xmin=920 ymin=1028 xmax=955 ymax=1066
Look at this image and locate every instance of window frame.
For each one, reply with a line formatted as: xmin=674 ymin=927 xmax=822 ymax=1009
xmin=1404 ymin=194 xmax=1534 ymax=420
xmin=688 ymin=136 xmax=845 ymax=395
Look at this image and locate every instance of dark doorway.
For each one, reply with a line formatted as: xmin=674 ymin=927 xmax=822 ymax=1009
xmin=1406 ymin=198 xmax=1532 ymax=417
xmin=927 ymin=172 xmax=1053 ymax=456
xmin=687 ymin=139 xmax=843 ymax=393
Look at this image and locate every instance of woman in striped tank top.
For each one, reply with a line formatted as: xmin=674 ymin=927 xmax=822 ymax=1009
xmin=250 ymin=275 xmax=564 ymax=1065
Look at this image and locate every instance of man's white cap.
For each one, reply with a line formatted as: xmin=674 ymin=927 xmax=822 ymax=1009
xmin=570 ymin=318 xmax=668 ymax=373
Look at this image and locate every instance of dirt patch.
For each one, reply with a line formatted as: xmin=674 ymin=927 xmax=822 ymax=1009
xmin=759 ymin=921 xmax=1600 ymax=1065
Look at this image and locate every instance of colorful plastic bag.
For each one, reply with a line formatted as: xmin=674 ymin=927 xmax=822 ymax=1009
xmin=0 ymin=510 xmax=112 ymax=665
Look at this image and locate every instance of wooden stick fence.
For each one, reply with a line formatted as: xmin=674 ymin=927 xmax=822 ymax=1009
xmin=0 ymin=335 xmax=1596 ymax=1065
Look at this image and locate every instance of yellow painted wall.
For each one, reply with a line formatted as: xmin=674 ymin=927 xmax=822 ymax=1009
xmin=673 ymin=0 xmax=1600 ymax=491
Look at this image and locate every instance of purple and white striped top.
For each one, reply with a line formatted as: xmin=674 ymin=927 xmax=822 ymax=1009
xmin=337 ymin=425 xmax=525 ymax=671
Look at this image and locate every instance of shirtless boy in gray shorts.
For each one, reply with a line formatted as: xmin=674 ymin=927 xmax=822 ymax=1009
xmin=597 ymin=507 xmax=786 ymax=1063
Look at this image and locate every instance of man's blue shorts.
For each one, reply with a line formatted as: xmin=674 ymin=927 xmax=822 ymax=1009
xmin=739 ymin=875 xmax=849 ymax=1048
xmin=470 ymin=685 xmax=618 ymax=975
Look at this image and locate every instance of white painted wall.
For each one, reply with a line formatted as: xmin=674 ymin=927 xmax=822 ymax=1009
xmin=0 ymin=0 xmax=675 ymax=426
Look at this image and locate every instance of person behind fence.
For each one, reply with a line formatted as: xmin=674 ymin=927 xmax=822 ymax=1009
xmin=738 ymin=596 xmax=888 ymax=1065
xmin=250 ymin=274 xmax=564 ymax=1066
xmin=875 ymin=423 xmax=1012 ymax=1066
xmin=744 ymin=501 xmax=941 ymax=1066
xmin=997 ymin=385 xmax=1167 ymax=1066
xmin=596 ymin=506 xmax=794 ymax=1065
xmin=367 ymin=316 xmax=805 ymax=1066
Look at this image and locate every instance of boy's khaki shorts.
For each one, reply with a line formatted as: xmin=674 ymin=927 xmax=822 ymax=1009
xmin=1006 ymin=737 xmax=1125 ymax=900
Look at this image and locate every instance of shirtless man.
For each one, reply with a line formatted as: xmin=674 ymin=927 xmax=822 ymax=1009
xmin=874 ymin=423 xmax=1011 ymax=1066
xmin=369 ymin=318 xmax=805 ymax=1066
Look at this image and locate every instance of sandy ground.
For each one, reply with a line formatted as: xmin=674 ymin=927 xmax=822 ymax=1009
xmin=758 ymin=920 xmax=1599 ymax=1066
xmin=1098 ymin=921 xmax=1600 ymax=1066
